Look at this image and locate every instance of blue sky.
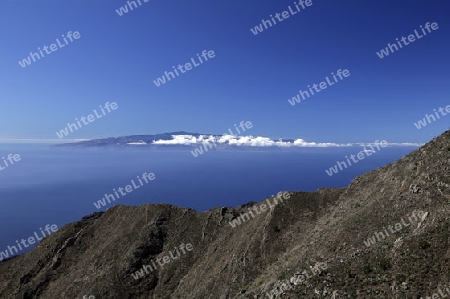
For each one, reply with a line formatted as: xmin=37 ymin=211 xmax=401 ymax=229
xmin=1 ymin=0 xmax=449 ymax=143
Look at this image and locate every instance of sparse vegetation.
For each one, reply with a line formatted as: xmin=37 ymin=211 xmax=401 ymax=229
xmin=419 ymin=240 xmax=431 ymax=249
xmin=1 ymin=131 xmax=449 ymax=297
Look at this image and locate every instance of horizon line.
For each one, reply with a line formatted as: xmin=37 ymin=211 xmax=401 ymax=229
xmin=0 ymin=134 xmax=426 ymax=147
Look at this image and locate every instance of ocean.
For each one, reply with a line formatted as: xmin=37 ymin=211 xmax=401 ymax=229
xmin=0 ymin=143 xmax=418 ymax=257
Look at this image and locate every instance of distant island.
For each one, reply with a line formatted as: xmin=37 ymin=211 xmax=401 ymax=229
xmin=55 ymin=132 xmax=423 ymax=148
xmin=54 ymin=132 xmax=210 ymax=147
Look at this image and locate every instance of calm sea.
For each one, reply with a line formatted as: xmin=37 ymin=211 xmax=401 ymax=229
xmin=0 ymin=143 xmax=418 ymax=256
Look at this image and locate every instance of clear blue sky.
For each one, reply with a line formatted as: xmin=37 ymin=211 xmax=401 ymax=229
xmin=1 ymin=0 xmax=449 ymax=143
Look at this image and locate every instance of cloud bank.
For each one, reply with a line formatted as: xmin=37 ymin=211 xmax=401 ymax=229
xmin=151 ymin=135 xmax=423 ymax=148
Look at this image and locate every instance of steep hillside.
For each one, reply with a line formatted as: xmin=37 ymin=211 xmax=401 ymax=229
xmin=1 ymin=131 xmax=449 ymax=299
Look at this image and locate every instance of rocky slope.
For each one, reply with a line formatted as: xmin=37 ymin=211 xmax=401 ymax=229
xmin=1 ymin=131 xmax=449 ymax=298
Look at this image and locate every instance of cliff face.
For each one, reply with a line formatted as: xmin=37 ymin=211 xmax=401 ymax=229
xmin=1 ymin=131 xmax=449 ymax=299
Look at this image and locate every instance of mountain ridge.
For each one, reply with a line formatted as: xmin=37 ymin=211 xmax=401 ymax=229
xmin=1 ymin=131 xmax=449 ymax=298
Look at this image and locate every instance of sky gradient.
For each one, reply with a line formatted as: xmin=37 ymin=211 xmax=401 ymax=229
xmin=1 ymin=0 xmax=449 ymax=144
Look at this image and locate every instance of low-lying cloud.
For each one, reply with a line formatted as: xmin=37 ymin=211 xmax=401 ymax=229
xmin=151 ymin=135 xmax=423 ymax=148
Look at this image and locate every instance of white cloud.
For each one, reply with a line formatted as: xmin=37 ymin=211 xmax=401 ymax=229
xmin=153 ymin=135 xmax=199 ymax=145
xmin=150 ymin=135 xmax=424 ymax=148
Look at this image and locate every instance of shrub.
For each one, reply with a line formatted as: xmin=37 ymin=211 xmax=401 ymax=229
xmin=418 ymin=240 xmax=431 ymax=249
xmin=363 ymin=264 xmax=373 ymax=274
xmin=377 ymin=258 xmax=391 ymax=271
